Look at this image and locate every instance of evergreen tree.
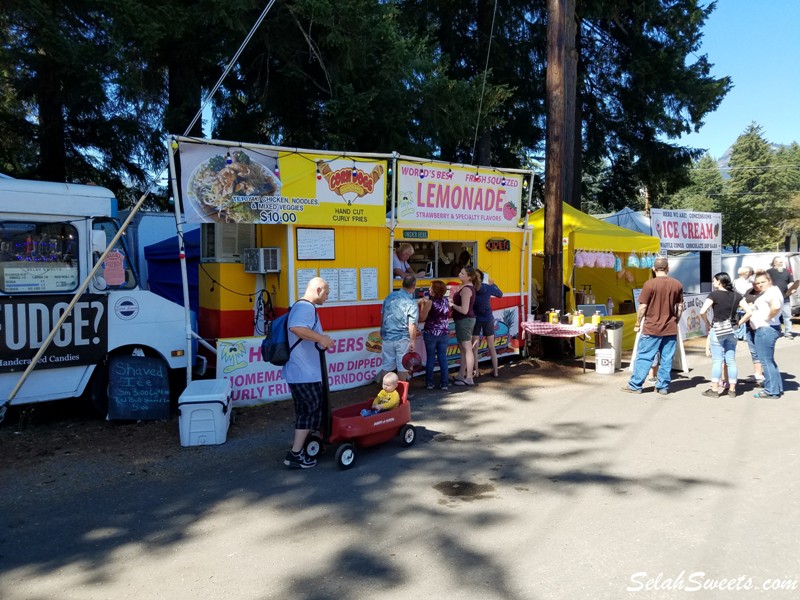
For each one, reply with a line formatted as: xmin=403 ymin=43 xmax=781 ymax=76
xmin=724 ymin=123 xmax=786 ymax=252
xmin=665 ymin=153 xmax=723 ymax=212
xmin=0 ymin=0 xmax=163 ymax=198
xmin=578 ymin=0 xmax=731 ymax=210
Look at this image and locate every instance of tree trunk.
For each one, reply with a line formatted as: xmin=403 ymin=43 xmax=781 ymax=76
xmin=543 ymin=0 xmax=576 ymax=358
xmin=38 ymin=56 xmax=67 ymax=182
xmin=165 ymin=59 xmax=203 ymax=138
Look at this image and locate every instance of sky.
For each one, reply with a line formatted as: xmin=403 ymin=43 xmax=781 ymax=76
xmin=677 ymin=1 xmax=800 ymax=159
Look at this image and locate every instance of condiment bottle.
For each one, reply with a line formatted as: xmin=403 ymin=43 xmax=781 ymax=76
xmin=575 ymin=310 xmax=585 ymax=327
xmin=591 ymin=310 xmax=602 ymax=326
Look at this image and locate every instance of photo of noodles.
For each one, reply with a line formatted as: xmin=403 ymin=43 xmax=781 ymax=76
xmin=187 ymin=150 xmax=280 ymax=223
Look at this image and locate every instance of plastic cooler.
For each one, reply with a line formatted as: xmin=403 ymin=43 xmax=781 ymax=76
xmin=178 ymin=379 xmax=233 ymax=447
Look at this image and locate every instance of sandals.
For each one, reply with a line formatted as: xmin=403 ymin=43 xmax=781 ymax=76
xmin=453 ymin=378 xmax=475 ymax=387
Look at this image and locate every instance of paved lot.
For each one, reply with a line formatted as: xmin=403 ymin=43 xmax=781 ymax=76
xmin=2 ymin=330 xmax=799 ymax=599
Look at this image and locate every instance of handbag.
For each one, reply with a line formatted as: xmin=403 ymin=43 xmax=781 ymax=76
xmin=713 ymin=319 xmax=735 ymax=338
xmin=712 ymin=293 xmax=740 ymax=340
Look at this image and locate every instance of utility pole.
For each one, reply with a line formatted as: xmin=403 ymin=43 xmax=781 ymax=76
xmin=543 ymin=0 xmax=577 ymax=355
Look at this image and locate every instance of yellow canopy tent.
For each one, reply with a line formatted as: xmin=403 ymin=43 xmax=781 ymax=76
xmin=527 ymin=202 xmax=661 ymax=352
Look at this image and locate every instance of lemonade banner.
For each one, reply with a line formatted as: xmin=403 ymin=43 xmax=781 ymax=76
xmin=396 ymin=161 xmax=523 ymax=228
xmin=216 ymin=306 xmax=518 ymax=406
xmin=178 ymin=141 xmax=387 ymax=226
xmin=650 ymin=209 xmax=721 ymax=251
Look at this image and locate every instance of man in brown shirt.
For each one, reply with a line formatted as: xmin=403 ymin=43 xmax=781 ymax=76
xmin=623 ymin=257 xmax=684 ymax=395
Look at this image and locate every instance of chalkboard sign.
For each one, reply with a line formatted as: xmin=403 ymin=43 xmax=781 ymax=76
xmin=107 ymin=355 xmax=170 ymax=420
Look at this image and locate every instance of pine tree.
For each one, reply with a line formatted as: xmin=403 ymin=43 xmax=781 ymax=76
xmin=724 ymin=123 xmax=786 ymax=252
xmin=665 ymin=153 xmax=723 ymax=213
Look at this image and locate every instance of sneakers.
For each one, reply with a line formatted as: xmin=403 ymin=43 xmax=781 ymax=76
xmin=426 ymin=383 xmax=435 ymax=390
xmin=440 ymin=385 xmax=449 ymax=391
xmin=701 ymin=389 xmax=720 ymax=398
xmin=284 ymin=450 xmax=316 ymax=469
xmin=621 ymin=385 xmax=642 ymax=394
xmin=783 ymin=333 xmax=792 ymax=339
xmin=656 ymin=388 xmax=668 ymax=396
xmin=728 ymin=387 xmax=737 ymax=398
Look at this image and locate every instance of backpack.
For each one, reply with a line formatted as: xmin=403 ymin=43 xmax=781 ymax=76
xmin=260 ymin=300 xmax=316 ymax=366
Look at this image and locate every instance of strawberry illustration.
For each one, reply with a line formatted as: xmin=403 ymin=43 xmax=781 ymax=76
xmin=502 ymin=200 xmax=518 ymax=221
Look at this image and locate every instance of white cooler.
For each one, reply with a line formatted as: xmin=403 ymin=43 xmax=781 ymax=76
xmin=178 ymin=379 xmax=233 ymax=447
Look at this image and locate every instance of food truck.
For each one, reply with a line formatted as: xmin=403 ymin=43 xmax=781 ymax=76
xmin=171 ymin=138 xmax=534 ymax=405
xmin=0 ymin=178 xmax=191 ymax=417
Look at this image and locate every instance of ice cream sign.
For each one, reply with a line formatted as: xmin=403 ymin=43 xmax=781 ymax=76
xmin=650 ymin=209 xmax=721 ymax=251
xmin=396 ymin=161 xmax=523 ymax=228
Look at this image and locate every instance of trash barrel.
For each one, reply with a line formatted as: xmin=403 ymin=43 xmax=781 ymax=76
xmin=600 ymin=320 xmax=624 ymax=369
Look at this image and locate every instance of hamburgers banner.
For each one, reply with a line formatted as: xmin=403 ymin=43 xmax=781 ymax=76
xmin=178 ymin=140 xmax=387 ymax=227
xmin=396 ymin=160 xmax=523 ymax=229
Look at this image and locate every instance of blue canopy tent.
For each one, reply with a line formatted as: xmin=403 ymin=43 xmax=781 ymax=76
xmin=143 ymin=228 xmax=200 ymax=313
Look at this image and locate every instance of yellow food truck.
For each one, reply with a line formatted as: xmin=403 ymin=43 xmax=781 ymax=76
xmin=171 ymin=138 xmax=533 ymax=405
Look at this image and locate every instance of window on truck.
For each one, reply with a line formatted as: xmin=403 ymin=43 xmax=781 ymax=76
xmin=92 ymin=219 xmax=138 ymax=290
xmin=0 ymin=221 xmax=80 ymax=293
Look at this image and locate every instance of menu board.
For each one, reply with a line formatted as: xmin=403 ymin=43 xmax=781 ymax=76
xmin=320 ymin=268 xmax=339 ymax=301
xmin=107 ymin=355 xmax=170 ymax=420
xmin=296 ymin=228 xmax=335 ymax=260
xmin=338 ymin=269 xmax=357 ymax=301
xmin=296 ymin=269 xmax=317 ymax=297
xmin=360 ymin=268 xmax=378 ymax=300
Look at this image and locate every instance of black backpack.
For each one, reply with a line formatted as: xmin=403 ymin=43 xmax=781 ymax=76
xmin=260 ymin=300 xmax=316 ymax=365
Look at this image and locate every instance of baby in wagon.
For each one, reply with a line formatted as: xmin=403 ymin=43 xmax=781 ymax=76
xmin=361 ymin=372 xmax=401 ymax=417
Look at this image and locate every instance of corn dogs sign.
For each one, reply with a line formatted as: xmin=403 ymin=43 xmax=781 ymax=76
xmin=178 ymin=141 xmax=387 ymax=227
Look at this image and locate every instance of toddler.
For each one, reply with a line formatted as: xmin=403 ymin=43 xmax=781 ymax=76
xmin=361 ymin=372 xmax=401 ymax=416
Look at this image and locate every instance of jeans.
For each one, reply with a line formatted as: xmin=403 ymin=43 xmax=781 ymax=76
xmin=423 ymin=332 xmax=449 ymax=387
xmin=745 ymin=326 xmax=759 ymax=365
xmin=780 ymin=300 xmax=792 ymax=335
xmin=629 ymin=334 xmax=677 ymax=391
xmin=754 ymin=326 xmax=782 ymax=396
xmin=709 ymin=329 xmax=738 ymax=383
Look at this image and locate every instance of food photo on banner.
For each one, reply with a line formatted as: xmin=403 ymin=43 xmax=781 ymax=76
xmin=177 ymin=141 xmax=387 ymax=227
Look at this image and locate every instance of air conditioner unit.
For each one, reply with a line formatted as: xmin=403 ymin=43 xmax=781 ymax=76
xmin=243 ymin=247 xmax=281 ymax=273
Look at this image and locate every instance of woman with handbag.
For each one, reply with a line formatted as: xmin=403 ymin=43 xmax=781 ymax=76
xmin=699 ymin=272 xmax=752 ymax=398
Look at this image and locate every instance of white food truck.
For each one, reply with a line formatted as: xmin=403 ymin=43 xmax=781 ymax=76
xmin=0 ymin=178 xmax=190 ymax=417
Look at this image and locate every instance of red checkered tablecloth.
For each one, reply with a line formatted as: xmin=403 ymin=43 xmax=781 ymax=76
xmin=520 ymin=321 xmax=597 ymax=338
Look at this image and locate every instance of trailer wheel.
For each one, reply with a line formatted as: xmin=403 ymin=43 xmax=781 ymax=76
xmin=335 ymin=443 xmax=356 ymax=470
xmin=304 ymin=435 xmax=324 ymax=458
xmin=400 ymin=424 xmax=416 ymax=447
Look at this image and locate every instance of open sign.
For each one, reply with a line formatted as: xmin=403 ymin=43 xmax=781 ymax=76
xmin=485 ymin=238 xmax=510 ymax=252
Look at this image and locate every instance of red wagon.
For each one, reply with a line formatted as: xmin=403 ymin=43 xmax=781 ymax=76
xmin=304 ymin=378 xmax=416 ymax=470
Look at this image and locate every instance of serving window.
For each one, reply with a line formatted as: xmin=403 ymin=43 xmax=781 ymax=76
xmin=0 ymin=221 xmax=80 ymax=293
xmin=396 ymin=240 xmax=478 ymax=279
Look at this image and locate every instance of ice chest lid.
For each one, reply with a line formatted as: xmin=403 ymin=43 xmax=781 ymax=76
xmin=179 ymin=379 xmax=232 ymax=404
